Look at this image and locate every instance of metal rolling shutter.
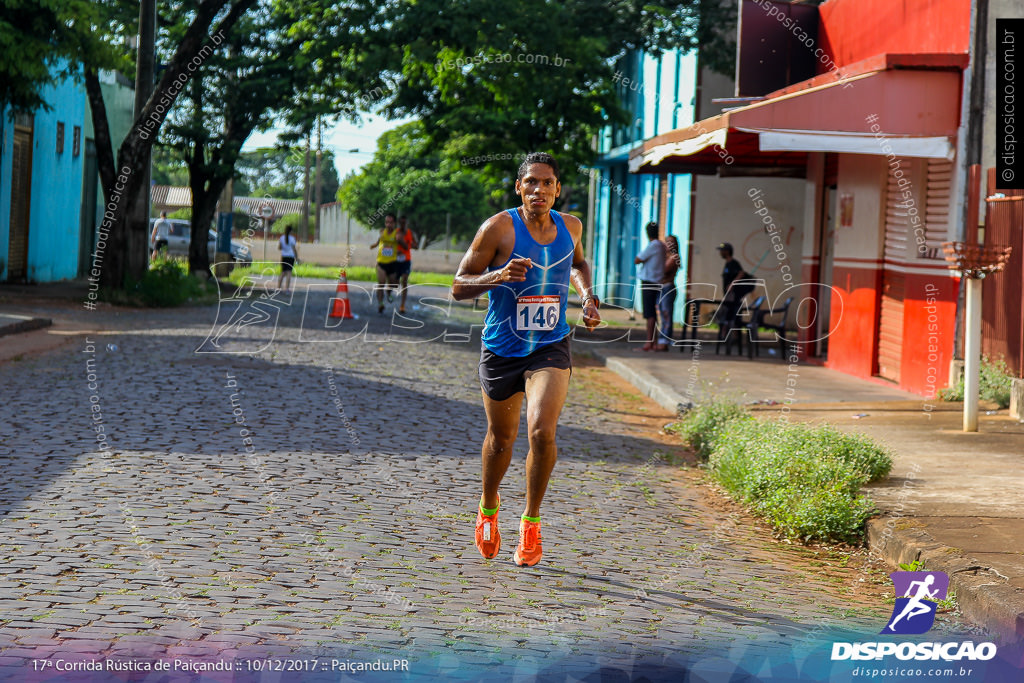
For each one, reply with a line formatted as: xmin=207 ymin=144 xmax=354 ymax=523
xmin=924 ymin=159 xmax=953 ymax=254
xmin=877 ymin=158 xmax=911 ymax=383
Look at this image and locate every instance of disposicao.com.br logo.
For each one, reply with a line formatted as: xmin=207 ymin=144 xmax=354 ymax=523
xmin=831 ymin=570 xmax=998 ymax=662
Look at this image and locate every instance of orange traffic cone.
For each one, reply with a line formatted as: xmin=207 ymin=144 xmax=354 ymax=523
xmin=329 ymin=269 xmax=353 ymax=319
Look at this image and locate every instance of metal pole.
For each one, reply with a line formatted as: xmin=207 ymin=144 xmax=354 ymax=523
xmin=963 ymin=276 xmax=982 ymax=431
xmin=262 ymin=217 xmax=268 ymax=264
xmin=301 ymin=132 xmax=311 ymax=241
xmin=314 ymin=117 xmax=323 ymax=242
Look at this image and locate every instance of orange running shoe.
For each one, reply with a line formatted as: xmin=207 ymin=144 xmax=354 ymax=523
xmin=513 ymin=517 xmax=542 ymax=567
xmin=474 ymin=497 xmax=501 ymax=559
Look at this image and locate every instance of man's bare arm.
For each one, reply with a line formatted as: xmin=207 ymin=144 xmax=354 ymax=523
xmin=565 ymin=214 xmax=600 ymax=329
xmin=451 ymin=216 xmax=531 ymax=301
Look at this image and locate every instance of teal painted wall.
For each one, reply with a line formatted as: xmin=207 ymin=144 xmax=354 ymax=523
xmin=590 ymin=48 xmax=698 ymax=314
xmin=0 ymin=70 xmax=87 ymax=282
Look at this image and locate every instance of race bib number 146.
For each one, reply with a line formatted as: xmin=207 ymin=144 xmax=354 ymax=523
xmin=516 ymin=295 xmax=560 ymax=331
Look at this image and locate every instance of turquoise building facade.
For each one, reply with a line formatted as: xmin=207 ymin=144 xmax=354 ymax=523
xmin=1 ymin=73 xmax=88 ymax=282
xmin=587 ymin=50 xmax=697 ymax=316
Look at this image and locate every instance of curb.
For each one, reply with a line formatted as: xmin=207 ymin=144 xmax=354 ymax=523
xmin=594 ymin=350 xmax=1024 ymax=642
xmin=866 ymin=518 xmax=1024 ymax=643
xmin=0 ymin=315 xmax=52 ymax=338
xmin=588 ymin=349 xmax=691 ymax=416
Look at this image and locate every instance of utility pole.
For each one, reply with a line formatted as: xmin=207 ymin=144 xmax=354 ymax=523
xmin=301 ymin=129 xmax=312 ymax=242
xmin=314 ymin=117 xmax=323 ymax=243
xmin=131 ymin=0 xmax=156 ymax=272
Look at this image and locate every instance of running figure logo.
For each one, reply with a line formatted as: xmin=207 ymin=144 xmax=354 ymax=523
xmin=882 ymin=571 xmax=949 ymax=635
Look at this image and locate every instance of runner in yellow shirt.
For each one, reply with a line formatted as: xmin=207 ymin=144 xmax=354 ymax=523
xmin=370 ymin=213 xmax=400 ymax=314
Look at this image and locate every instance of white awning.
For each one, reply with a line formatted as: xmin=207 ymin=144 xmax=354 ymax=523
xmin=739 ymin=128 xmax=956 ymax=160
xmin=628 ymin=128 xmax=729 ymax=173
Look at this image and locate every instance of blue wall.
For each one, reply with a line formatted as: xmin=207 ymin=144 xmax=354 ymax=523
xmin=589 ymin=48 xmax=698 ymax=315
xmin=0 ymin=116 xmax=12 ymax=276
xmin=0 ymin=72 xmax=87 ymax=282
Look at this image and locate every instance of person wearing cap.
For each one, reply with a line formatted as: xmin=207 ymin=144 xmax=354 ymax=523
xmin=717 ymin=242 xmax=753 ymax=346
xmin=634 ymin=221 xmax=667 ymax=351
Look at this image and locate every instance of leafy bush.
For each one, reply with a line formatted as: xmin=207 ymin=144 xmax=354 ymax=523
xmin=168 ymin=208 xmax=191 ymax=219
xmin=938 ymin=356 xmax=1014 ymax=408
xmin=670 ymin=402 xmax=893 ymax=543
xmin=669 ymin=395 xmax=751 ymax=459
xmin=101 ymin=257 xmax=218 ymax=307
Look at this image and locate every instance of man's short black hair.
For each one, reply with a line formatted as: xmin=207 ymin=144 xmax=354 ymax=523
xmin=517 ymin=152 xmax=560 ymax=183
xmin=645 ymin=221 xmax=659 ymax=240
xmin=385 ymin=212 xmax=397 ymax=220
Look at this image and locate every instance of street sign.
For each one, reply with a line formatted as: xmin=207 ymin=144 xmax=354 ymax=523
xmin=260 ymin=204 xmax=273 ymax=219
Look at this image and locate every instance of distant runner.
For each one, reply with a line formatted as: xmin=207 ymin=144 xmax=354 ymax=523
xmin=395 ymin=215 xmax=416 ymax=315
xmin=370 ymin=213 xmax=400 ymax=314
xmin=451 ymin=152 xmax=600 ymax=567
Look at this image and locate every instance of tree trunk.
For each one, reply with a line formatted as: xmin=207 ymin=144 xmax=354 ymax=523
xmin=188 ymin=74 xmax=211 ymax=275
xmin=95 ymin=0 xmax=257 ymax=289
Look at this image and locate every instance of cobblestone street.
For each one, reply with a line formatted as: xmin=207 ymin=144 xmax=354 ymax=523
xmin=0 ymin=282 xmax=969 ymax=679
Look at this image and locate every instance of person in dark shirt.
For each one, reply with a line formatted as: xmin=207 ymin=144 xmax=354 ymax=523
xmin=716 ymin=242 xmax=753 ymax=333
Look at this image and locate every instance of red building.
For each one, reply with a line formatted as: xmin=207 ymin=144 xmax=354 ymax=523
xmin=630 ymin=0 xmax=971 ymax=397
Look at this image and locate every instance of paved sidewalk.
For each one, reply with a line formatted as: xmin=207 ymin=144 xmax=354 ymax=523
xmin=591 ymin=323 xmax=1024 ymax=643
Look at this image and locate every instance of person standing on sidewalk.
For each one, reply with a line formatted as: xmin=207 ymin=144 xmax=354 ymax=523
xmin=451 ymin=152 xmax=600 ymax=567
xmin=655 ymin=235 xmax=680 ymax=351
xmin=395 ymin=215 xmax=416 ymax=314
xmin=634 ymin=221 xmax=666 ymax=351
xmin=370 ymin=213 xmax=401 ymax=314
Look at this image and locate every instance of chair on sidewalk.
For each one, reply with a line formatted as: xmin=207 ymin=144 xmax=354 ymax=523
xmin=747 ymin=296 xmax=795 ymax=359
xmin=716 ymin=294 xmax=764 ymax=356
xmin=680 ymin=298 xmax=717 ymax=344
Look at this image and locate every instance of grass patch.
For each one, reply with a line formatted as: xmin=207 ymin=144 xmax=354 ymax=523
xmin=99 ymin=257 xmax=219 ymax=307
xmin=227 ymin=262 xmax=455 ymax=288
xmin=938 ymin=356 xmax=1015 ymax=408
xmin=669 ymin=401 xmax=893 ymax=544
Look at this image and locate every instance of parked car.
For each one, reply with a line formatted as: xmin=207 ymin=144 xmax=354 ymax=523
xmin=150 ymin=218 xmax=252 ymax=264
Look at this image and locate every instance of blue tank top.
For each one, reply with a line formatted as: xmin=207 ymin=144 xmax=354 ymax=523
xmin=482 ymin=208 xmax=575 ymax=357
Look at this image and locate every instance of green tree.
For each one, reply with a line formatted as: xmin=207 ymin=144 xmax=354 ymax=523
xmin=337 ymin=122 xmax=490 ymax=247
xmin=77 ymin=0 xmax=257 ymax=288
xmin=0 ymin=0 xmax=129 ymax=114
xmin=151 ymin=144 xmax=190 ymax=187
xmin=158 ymin=0 xmax=365 ymax=274
xmin=234 ymin=146 xmax=340 ymax=200
xmin=306 ymin=0 xmax=725 ymax=212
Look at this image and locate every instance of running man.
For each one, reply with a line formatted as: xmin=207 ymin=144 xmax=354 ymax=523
xmin=370 ymin=213 xmax=401 ymax=314
xmin=451 ymin=152 xmax=601 ymax=567
xmin=395 ymin=215 xmax=416 ymax=314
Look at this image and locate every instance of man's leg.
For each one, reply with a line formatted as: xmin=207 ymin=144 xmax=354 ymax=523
xmin=399 ymin=272 xmax=410 ymax=312
xmin=480 ymin=390 xmax=523 ymax=511
xmin=522 ymin=367 xmax=571 ymax=517
xmin=375 ymin=264 xmax=386 ymax=310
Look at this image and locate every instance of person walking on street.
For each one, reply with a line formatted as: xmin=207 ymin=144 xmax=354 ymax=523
xmin=451 ymin=152 xmax=601 ymax=567
xmin=150 ymin=211 xmax=171 ymax=260
xmin=278 ymin=225 xmax=299 ymax=292
xmin=655 ymin=235 xmax=680 ymax=351
xmin=395 ymin=215 xmax=416 ymax=314
xmin=370 ymin=213 xmax=401 ymax=314
xmin=634 ymin=221 xmax=666 ymax=351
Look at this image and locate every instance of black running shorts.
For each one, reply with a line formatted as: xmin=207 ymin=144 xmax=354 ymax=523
xmin=479 ymin=336 xmax=572 ymax=401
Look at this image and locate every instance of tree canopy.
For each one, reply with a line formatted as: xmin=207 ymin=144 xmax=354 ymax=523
xmin=234 ymin=146 xmax=340 ymax=200
xmin=337 ymin=122 xmax=491 ymax=246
